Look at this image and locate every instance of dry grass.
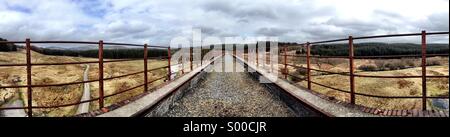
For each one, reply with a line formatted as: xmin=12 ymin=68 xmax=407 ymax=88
xmin=1 ymin=49 xmax=168 ymax=116
xmin=288 ymin=57 xmax=449 ymax=110
xmin=87 ymin=59 xmax=168 ymax=110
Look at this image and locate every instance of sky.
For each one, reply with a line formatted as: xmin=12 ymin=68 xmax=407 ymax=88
xmin=0 ymin=0 xmax=449 ymax=45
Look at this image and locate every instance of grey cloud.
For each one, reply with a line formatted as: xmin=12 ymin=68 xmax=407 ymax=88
xmin=255 ymin=27 xmax=289 ymax=36
xmin=201 ymin=0 xmax=278 ymax=20
xmin=0 ymin=0 xmax=448 ymax=45
xmin=424 ymin=13 xmax=449 ymax=31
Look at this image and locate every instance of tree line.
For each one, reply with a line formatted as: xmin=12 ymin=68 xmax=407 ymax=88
xmin=304 ymin=42 xmax=448 ymax=56
xmin=30 ymin=46 xmax=169 ymax=59
xmin=0 ymin=38 xmax=18 ymax=52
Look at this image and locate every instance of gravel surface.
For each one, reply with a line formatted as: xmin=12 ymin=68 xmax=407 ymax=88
xmin=164 ymin=56 xmax=296 ymax=117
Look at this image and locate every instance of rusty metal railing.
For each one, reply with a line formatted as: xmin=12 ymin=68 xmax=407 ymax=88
xmin=280 ymin=31 xmax=449 ymax=110
xmin=0 ymin=39 xmax=195 ymax=117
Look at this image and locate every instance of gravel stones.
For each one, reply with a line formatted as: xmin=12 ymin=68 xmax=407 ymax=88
xmin=164 ymin=58 xmax=295 ymax=117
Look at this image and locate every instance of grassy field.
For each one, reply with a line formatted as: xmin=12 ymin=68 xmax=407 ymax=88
xmin=282 ymin=55 xmax=449 ymax=110
xmin=0 ymin=49 xmax=168 ymax=116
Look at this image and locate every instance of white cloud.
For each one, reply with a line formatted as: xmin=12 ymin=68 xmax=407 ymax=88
xmin=0 ymin=0 xmax=448 ymax=45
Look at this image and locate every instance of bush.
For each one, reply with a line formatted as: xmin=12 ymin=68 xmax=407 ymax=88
xmin=374 ymin=60 xmax=386 ymax=70
xmin=374 ymin=59 xmax=409 ymax=70
xmin=385 ymin=60 xmax=407 ymax=70
xmin=426 ymin=57 xmax=442 ymax=66
xmin=358 ymin=65 xmax=378 ymax=71
xmin=295 ymin=67 xmax=307 ymax=75
xmin=290 ymin=76 xmax=303 ymax=82
xmin=403 ymin=58 xmax=417 ymax=67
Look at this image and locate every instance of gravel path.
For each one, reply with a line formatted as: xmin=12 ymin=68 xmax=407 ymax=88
xmin=0 ymin=99 xmax=27 ymax=117
xmin=164 ymin=55 xmax=296 ymax=117
xmin=76 ymin=64 xmax=90 ymax=114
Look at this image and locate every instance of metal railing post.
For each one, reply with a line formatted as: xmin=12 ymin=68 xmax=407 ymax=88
xmin=200 ymin=46 xmax=203 ymax=66
xmin=98 ymin=40 xmax=104 ymax=108
xmin=256 ymin=43 xmax=259 ymax=67
xmin=421 ymin=30 xmax=427 ymax=111
xmin=25 ymin=38 xmax=33 ymax=117
xmin=284 ymin=46 xmax=288 ymax=79
xmin=349 ymin=36 xmax=355 ymax=104
xmin=306 ymin=42 xmax=312 ymax=90
xmin=167 ymin=47 xmax=171 ymax=81
xmin=190 ymin=47 xmax=193 ymax=71
xmin=144 ymin=44 xmax=148 ymax=92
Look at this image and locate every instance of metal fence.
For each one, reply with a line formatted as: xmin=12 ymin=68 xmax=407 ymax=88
xmin=279 ymin=31 xmax=449 ymax=110
xmin=0 ymin=39 xmax=199 ymax=117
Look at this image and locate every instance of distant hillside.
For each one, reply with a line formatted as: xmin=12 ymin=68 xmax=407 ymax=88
xmin=311 ymin=42 xmax=449 ymax=56
xmin=0 ymin=38 xmax=18 ymax=52
xmin=284 ymin=42 xmax=449 ymax=56
xmin=29 ymin=45 xmax=169 ymax=59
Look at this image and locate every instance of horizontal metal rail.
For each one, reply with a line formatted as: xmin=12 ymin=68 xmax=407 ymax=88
xmin=0 ymin=39 xmax=188 ymax=116
xmin=104 ymin=76 xmax=167 ymax=98
xmin=286 ymin=73 xmax=307 ymax=81
xmin=354 ymin=54 xmax=449 ymax=59
xmin=2 ymin=77 xmax=169 ymax=110
xmin=0 ymin=58 xmax=169 ymax=67
xmin=307 ymin=78 xmax=448 ymax=99
xmin=280 ymin=31 xmax=449 ymax=111
xmin=0 ymin=66 xmax=169 ymax=89
xmin=283 ymin=54 xmax=449 ymax=59
xmin=285 ymin=63 xmax=449 ymax=79
xmin=0 ymin=73 xmax=169 ymax=110
xmin=0 ymin=40 xmax=168 ymax=48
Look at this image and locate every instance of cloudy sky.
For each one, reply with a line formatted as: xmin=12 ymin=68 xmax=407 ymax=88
xmin=0 ymin=0 xmax=448 ymax=45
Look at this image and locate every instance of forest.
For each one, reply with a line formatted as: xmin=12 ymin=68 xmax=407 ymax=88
xmin=310 ymin=42 xmax=449 ymax=56
xmin=29 ymin=46 xmax=169 ymax=59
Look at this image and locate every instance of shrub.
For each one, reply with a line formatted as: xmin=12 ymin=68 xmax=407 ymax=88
xmin=374 ymin=59 xmax=409 ymax=70
xmin=426 ymin=57 xmax=442 ymax=66
xmin=397 ymin=79 xmax=414 ymax=89
xmin=374 ymin=60 xmax=386 ymax=70
xmin=290 ymin=76 xmax=303 ymax=82
xmin=403 ymin=58 xmax=417 ymax=67
xmin=358 ymin=65 xmax=378 ymax=71
xmin=295 ymin=67 xmax=307 ymax=75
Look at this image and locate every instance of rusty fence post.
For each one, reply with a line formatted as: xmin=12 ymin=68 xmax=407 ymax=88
xmin=144 ymin=44 xmax=148 ymax=92
xmin=25 ymin=38 xmax=32 ymax=117
xmin=421 ymin=30 xmax=427 ymax=111
xmin=167 ymin=47 xmax=171 ymax=81
xmin=348 ymin=36 xmax=355 ymax=105
xmin=98 ymin=40 xmax=104 ymax=109
xmin=306 ymin=42 xmax=312 ymax=90
xmin=256 ymin=44 xmax=259 ymax=67
xmin=190 ymin=47 xmax=193 ymax=71
xmin=200 ymin=46 xmax=203 ymax=66
xmin=284 ymin=46 xmax=288 ymax=79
